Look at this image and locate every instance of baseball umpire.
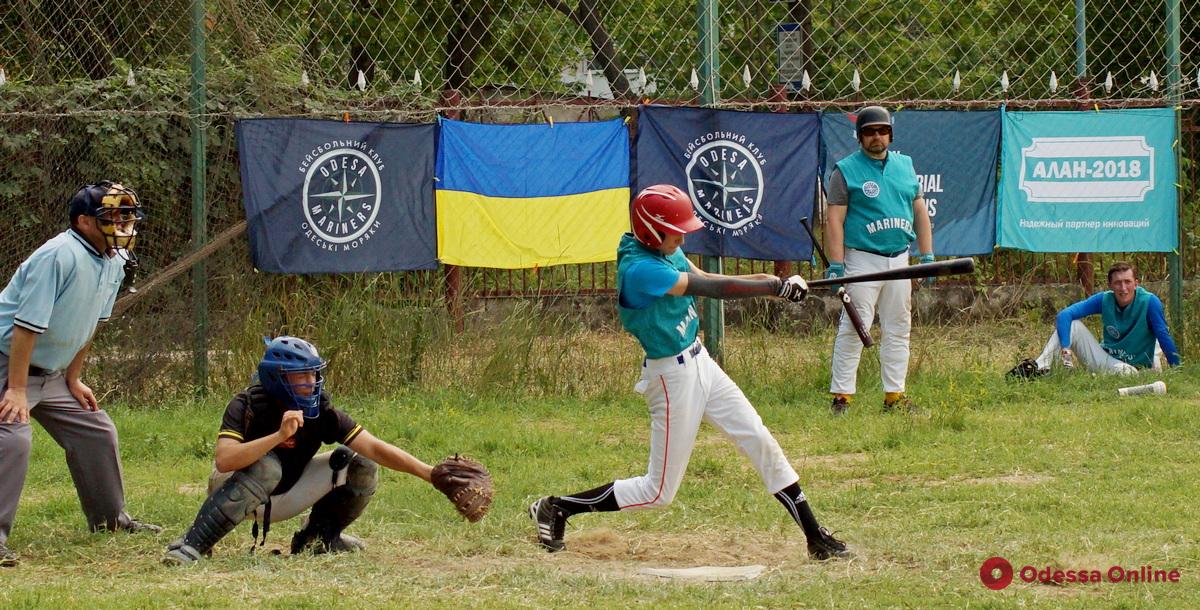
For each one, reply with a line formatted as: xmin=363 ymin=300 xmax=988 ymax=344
xmin=529 ymin=185 xmax=850 ymax=561
xmin=824 ymin=106 xmax=934 ymax=415
xmin=0 ymin=181 xmax=159 ymax=567
xmin=163 ymin=336 xmax=491 ymax=564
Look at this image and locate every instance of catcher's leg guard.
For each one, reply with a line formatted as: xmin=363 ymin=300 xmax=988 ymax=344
xmin=291 ymin=449 xmax=377 ymax=554
xmin=167 ymin=455 xmax=282 ymax=562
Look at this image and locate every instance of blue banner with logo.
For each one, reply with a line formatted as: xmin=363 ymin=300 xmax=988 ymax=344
xmin=237 ymin=118 xmax=438 ymax=273
xmin=821 ymin=110 xmax=1000 ymax=256
xmin=634 ymin=105 xmax=818 ymax=260
xmin=998 ymin=108 xmax=1178 ymax=252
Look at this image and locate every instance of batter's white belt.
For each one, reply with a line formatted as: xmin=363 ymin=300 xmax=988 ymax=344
xmin=643 ymin=339 xmax=704 ymax=368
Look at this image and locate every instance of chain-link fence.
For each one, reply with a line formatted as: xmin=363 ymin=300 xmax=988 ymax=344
xmin=1 ymin=0 xmax=1198 ymax=396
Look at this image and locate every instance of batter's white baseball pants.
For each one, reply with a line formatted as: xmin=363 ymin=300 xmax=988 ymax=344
xmin=830 ymin=248 xmax=912 ymax=395
xmin=1034 ymin=320 xmax=1162 ymax=374
xmin=613 ymin=340 xmax=799 ymax=510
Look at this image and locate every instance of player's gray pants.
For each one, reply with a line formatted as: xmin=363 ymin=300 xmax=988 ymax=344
xmin=830 ymin=249 xmax=912 ymax=395
xmin=1035 ymin=320 xmax=1162 ymax=374
xmin=207 ymin=448 xmax=377 ymax=526
xmin=0 ymin=353 xmax=133 ymax=546
xmin=174 ymin=448 xmax=377 ymax=555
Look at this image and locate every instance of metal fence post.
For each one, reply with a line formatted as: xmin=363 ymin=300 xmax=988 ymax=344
xmin=697 ymin=0 xmax=724 ymax=364
xmin=190 ymin=0 xmax=209 ymax=395
xmin=1166 ymin=0 xmax=1184 ymax=343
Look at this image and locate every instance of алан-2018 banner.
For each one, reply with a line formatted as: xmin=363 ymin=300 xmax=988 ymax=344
xmin=998 ymin=108 xmax=1178 ymax=252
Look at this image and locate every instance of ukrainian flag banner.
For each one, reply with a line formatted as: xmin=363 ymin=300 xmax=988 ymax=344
xmin=436 ymin=118 xmax=630 ymax=268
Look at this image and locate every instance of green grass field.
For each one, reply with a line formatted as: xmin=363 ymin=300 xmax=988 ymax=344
xmin=1 ymin=320 xmax=1198 ymax=608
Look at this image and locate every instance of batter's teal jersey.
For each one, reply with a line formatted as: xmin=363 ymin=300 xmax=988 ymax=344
xmin=836 ymin=150 xmax=920 ymax=255
xmin=616 ymin=234 xmax=699 ymax=358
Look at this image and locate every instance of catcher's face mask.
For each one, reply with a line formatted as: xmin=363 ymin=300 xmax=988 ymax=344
xmin=258 ymin=336 xmax=328 ymax=418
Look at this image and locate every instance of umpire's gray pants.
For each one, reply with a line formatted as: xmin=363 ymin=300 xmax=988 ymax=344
xmin=0 ymin=353 xmax=131 ymax=545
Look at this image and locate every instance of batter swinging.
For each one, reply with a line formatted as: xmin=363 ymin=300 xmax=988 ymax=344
xmin=529 ymin=184 xmax=850 ymax=561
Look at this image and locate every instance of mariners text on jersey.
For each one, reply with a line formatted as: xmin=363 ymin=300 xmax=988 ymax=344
xmin=865 ymin=217 xmax=914 ymax=235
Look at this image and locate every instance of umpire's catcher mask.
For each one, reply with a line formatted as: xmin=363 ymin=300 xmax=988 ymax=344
xmin=69 ymin=181 xmax=145 ymax=266
xmin=258 ymin=336 xmax=327 ymax=418
xmin=631 ymin=184 xmax=704 ymax=248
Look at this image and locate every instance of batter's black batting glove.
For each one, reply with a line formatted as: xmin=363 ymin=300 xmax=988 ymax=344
xmin=777 ymin=275 xmax=809 ymax=302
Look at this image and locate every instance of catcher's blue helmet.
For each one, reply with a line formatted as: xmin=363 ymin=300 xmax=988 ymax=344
xmin=258 ymin=336 xmax=327 ymax=418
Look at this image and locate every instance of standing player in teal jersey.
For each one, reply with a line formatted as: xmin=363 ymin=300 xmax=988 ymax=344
xmin=824 ymin=106 xmax=934 ymax=415
xmin=530 ymin=184 xmax=850 ymax=561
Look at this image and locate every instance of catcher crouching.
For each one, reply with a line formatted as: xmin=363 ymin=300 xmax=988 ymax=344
xmin=163 ymin=336 xmax=492 ymax=564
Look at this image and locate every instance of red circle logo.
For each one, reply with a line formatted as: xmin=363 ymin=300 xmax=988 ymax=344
xmin=980 ymin=556 xmax=1014 ymax=590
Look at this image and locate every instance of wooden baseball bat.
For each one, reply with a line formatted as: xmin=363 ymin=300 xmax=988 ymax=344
xmin=799 ymin=217 xmax=873 ymax=347
xmin=807 ymin=257 xmax=976 ymax=288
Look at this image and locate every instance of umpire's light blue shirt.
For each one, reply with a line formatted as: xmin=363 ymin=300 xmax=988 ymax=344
xmin=0 ymin=229 xmax=125 ymax=370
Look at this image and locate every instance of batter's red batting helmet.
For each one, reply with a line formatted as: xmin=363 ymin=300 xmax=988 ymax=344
xmin=631 ymin=184 xmax=704 ymax=248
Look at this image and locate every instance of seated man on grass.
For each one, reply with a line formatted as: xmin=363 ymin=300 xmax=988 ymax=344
xmin=1008 ymin=262 xmax=1180 ymax=379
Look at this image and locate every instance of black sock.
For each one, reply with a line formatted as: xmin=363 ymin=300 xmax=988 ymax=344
xmin=774 ymin=482 xmax=822 ymax=539
xmin=553 ymin=482 xmax=619 ymax=517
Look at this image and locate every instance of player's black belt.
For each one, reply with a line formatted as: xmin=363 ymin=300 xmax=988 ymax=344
xmin=851 ymin=246 xmax=909 ymax=258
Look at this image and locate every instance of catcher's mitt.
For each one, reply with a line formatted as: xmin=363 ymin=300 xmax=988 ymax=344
xmin=431 ymin=454 xmax=493 ymax=522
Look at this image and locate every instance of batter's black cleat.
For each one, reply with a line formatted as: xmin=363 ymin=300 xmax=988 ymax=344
xmin=806 ymin=526 xmax=852 ymax=560
xmin=830 ymin=395 xmax=850 ymax=416
xmin=529 ymin=496 xmax=567 ymax=552
xmin=1006 ymin=358 xmax=1048 ymax=381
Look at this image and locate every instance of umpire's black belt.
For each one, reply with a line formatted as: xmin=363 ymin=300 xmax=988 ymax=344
xmin=0 ymin=351 xmax=56 ymax=376
xmin=850 ymin=246 xmax=909 ymax=258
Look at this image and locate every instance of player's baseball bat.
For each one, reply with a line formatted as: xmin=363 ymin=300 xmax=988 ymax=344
xmin=807 ymin=257 xmax=975 ymax=288
xmin=799 ymin=217 xmax=873 ymax=348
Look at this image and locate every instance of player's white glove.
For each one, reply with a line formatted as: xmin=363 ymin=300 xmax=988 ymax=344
xmin=777 ymin=275 xmax=808 ymax=302
xmin=1060 ymin=348 xmax=1075 ymax=369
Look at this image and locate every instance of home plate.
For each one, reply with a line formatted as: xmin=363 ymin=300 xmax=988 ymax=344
xmin=638 ymin=565 xmax=766 ymax=582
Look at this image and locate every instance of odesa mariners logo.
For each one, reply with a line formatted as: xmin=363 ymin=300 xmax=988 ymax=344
xmin=862 ymin=180 xmax=881 ymax=198
xmin=298 ymin=141 xmax=386 ymax=251
xmin=683 ymin=131 xmax=766 ymax=235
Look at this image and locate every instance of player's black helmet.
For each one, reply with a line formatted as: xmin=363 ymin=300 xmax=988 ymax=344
xmin=855 ymin=106 xmax=893 ymax=142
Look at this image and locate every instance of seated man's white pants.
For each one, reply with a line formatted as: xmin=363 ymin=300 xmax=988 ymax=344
xmin=1035 ymin=320 xmax=1160 ymax=375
